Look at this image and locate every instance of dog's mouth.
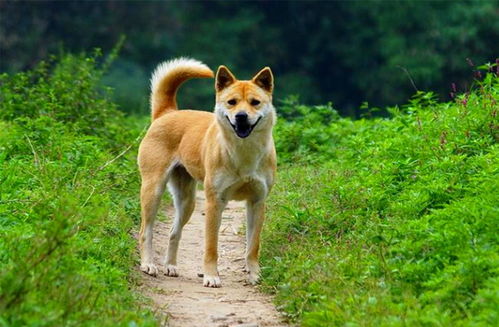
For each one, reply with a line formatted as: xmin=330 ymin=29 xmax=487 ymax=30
xmin=225 ymin=116 xmax=262 ymax=138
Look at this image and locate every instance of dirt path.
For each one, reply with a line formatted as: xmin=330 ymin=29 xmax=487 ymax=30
xmin=138 ymin=190 xmax=286 ymax=327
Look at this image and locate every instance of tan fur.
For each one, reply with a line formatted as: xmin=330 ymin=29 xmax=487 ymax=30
xmin=138 ymin=58 xmax=277 ymax=287
xmin=150 ymin=58 xmax=214 ymax=120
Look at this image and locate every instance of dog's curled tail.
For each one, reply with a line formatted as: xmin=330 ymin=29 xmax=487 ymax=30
xmin=150 ymin=57 xmax=214 ymax=120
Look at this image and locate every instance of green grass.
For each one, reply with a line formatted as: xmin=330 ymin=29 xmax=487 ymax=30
xmin=1 ymin=50 xmax=497 ymax=326
xmin=0 ymin=53 xmax=157 ymax=326
xmin=262 ymin=69 xmax=499 ymax=326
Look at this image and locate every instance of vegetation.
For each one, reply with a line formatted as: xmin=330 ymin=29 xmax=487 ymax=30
xmin=261 ymin=66 xmax=499 ymax=325
xmin=0 ymin=53 xmax=157 ymax=326
xmin=1 ymin=1 xmax=497 ymax=114
xmin=1 ymin=42 xmax=497 ymax=325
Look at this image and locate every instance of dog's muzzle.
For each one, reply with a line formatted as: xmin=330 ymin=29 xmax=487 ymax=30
xmin=226 ymin=114 xmax=262 ymax=138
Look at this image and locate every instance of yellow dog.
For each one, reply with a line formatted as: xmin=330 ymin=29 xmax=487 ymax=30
xmin=138 ymin=58 xmax=276 ymax=287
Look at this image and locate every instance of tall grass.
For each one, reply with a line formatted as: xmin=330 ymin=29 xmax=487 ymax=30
xmin=1 ymin=50 xmax=497 ymax=326
xmin=262 ymin=68 xmax=499 ymax=326
xmin=0 ymin=53 xmax=156 ymax=326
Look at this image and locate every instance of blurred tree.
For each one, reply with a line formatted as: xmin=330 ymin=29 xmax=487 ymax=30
xmin=1 ymin=0 xmax=497 ymax=115
xmin=333 ymin=0 xmax=499 ymax=109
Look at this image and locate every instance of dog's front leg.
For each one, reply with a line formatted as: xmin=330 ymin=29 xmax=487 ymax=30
xmin=245 ymin=199 xmax=266 ymax=285
xmin=203 ymin=188 xmax=226 ymax=287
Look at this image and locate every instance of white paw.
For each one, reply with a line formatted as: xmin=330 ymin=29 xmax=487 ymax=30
xmin=245 ymin=260 xmax=260 ymax=285
xmin=203 ymin=275 xmax=222 ymax=288
xmin=164 ymin=264 xmax=179 ymax=277
xmin=140 ymin=263 xmax=159 ymax=277
xmin=247 ymin=271 xmax=260 ymax=285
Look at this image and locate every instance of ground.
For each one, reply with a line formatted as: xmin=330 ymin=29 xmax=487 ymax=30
xmin=138 ymin=190 xmax=286 ymax=327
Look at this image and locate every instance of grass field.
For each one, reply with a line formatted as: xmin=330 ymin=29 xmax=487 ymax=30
xmin=0 ymin=53 xmax=156 ymax=326
xmin=1 ymin=53 xmax=497 ymax=326
xmin=261 ymin=70 xmax=498 ymax=326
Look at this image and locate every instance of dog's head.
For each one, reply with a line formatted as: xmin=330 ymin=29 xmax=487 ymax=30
xmin=214 ymin=66 xmax=275 ymax=139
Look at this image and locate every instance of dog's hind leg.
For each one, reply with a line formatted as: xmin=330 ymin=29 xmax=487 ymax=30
xmin=138 ymin=143 xmax=175 ymax=277
xmin=164 ymin=166 xmax=196 ymax=277
xmin=138 ymin=169 xmax=168 ymax=277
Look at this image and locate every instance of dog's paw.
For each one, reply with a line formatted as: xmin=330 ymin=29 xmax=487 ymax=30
xmin=203 ymin=275 xmax=222 ymax=288
xmin=245 ymin=260 xmax=260 ymax=285
xmin=164 ymin=264 xmax=179 ymax=277
xmin=140 ymin=263 xmax=159 ymax=277
xmin=247 ymin=271 xmax=260 ymax=285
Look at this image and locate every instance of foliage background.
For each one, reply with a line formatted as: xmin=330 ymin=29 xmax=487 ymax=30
xmin=1 ymin=0 xmax=498 ymax=115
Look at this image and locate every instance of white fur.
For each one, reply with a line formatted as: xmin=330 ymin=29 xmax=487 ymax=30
xmin=150 ymin=57 xmax=209 ymax=92
xmin=163 ymin=166 xmax=197 ymax=277
xmin=150 ymin=57 xmax=211 ymax=111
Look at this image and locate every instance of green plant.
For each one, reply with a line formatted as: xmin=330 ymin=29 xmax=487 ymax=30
xmin=263 ymin=70 xmax=499 ymax=325
xmin=0 ymin=53 xmax=157 ymax=326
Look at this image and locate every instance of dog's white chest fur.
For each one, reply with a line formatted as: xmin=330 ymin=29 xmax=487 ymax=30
xmin=212 ymin=139 xmax=271 ymax=201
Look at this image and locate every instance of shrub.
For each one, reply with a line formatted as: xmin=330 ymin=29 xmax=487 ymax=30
xmin=0 ymin=53 xmax=156 ymax=326
xmin=263 ymin=69 xmax=499 ymax=325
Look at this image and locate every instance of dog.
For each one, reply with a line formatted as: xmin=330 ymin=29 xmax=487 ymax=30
xmin=138 ymin=58 xmax=276 ymax=287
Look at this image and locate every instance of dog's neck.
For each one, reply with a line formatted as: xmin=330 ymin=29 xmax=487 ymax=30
xmin=216 ymin=117 xmax=274 ymax=175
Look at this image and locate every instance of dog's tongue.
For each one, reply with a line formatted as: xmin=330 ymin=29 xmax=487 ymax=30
xmin=235 ymin=123 xmax=251 ymax=138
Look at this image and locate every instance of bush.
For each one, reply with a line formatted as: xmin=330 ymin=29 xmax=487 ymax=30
xmin=274 ymin=96 xmax=341 ymax=163
xmin=0 ymin=53 xmax=156 ymax=326
xmin=263 ymin=69 xmax=499 ymax=325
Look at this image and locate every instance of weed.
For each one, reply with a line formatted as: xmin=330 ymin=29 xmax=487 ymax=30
xmin=0 ymin=53 xmax=157 ymax=326
xmin=262 ymin=69 xmax=499 ymax=325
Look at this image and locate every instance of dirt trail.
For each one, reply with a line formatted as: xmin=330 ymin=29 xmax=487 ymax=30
xmin=139 ymin=190 xmax=286 ymax=327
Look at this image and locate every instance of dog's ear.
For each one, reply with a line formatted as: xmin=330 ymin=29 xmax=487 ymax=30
xmin=252 ymin=67 xmax=273 ymax=93
xmin=215 ymin=65 xmax=236 ymax=91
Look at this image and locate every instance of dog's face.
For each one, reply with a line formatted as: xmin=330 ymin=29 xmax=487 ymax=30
xmin=214 ymin=66 xmax=275 ymax=139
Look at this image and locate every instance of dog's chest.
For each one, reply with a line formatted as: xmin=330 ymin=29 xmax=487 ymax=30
xmin=233 ymin=160 xmax=259 ymax=180
xmin=229 ymin=161 xmax=265 ymax=187
xmin=213 ymin=158 xmax=269 ymax=201
xmin=227 ymin=172 xmax=268 ymax=201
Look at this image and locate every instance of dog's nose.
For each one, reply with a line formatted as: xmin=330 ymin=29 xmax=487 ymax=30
xmin=235 ymin=112 xmax=248 ymax=121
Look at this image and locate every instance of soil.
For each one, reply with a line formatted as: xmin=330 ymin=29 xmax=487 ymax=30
xmin=138 ymin=190 xmax=287 ymax=327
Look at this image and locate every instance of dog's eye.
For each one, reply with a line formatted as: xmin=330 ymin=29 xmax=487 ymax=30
xmin=227 ymin=99 xmax=237 ymax=106
xmin=250 ymin=99 xmax=261 ymax=106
